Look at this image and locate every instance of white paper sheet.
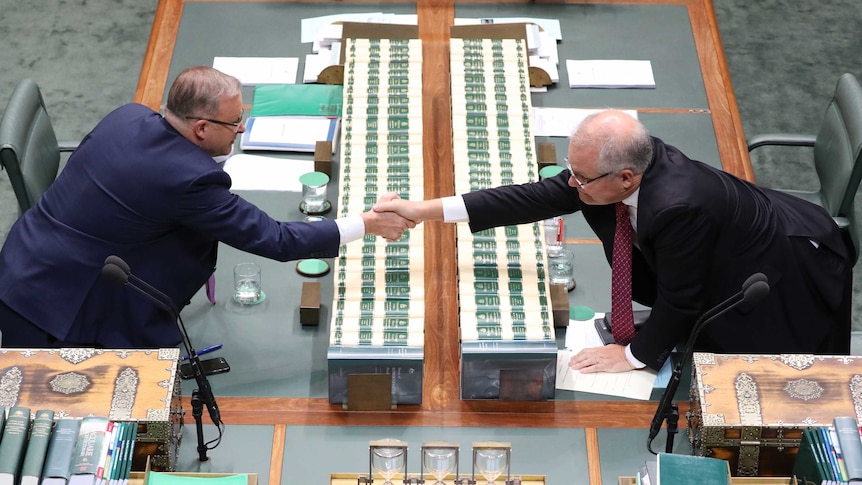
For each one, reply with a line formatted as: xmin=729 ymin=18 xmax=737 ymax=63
xmin=212 ymin=57 xmax=299 ymax=85
xmin=566 ymin=59 xmax=655 ymax=88
xmin=556 ymin=314 xmax=657 ymax=400
xmin=222 ymin=154 xmax=314 ymax=192
xmin=531 ymin=108 xmax=638 ymax=138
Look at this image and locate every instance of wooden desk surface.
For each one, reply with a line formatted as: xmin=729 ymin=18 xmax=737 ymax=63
xmin=136 ymin=2 xmax=745 ymax=483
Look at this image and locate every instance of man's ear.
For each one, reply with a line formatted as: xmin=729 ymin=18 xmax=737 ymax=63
xmin=190 ymin=119 xmax=208 ymax=140
xmin=619 ymin=168 xmax=637 ymax=188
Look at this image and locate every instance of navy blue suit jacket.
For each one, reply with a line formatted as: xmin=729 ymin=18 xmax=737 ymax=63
xmin=463 ymin=137 xmax=851 ymax=369
xmin=0 ymin=104 xmax=340 ymax=347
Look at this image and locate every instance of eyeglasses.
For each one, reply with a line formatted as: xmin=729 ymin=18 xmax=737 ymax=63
xmin=185 ymin=108 xmax=244 ymax=132
xmin=565 ymin=157 xmax=613 ymax=190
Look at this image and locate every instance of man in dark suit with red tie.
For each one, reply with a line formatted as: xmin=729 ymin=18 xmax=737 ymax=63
xmin=374 ymin=110 xmax=852 ymax=372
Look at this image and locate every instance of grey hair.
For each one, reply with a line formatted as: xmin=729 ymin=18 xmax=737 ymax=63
xmin=165 ymin=66 xmax=242 ymax=119
xmin=571 ymin=112 xmax=653 ymax=174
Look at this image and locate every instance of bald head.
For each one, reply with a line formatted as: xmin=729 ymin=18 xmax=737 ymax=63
xmin=570 ymin=110 xmax=653 ymax=174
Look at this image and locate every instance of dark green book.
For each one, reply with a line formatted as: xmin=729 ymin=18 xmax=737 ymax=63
xmin=19 ymin=409 xmax=54 ymax=485
xmin=655 ymin=453 xmax=729 ymax=484
xmin=0 ymin=406 xmax=31 ymax=485
xmin=68 ymin=416 xmax=108 ymax=485
xmin=41 ymin=418 xmax=81 ymax=485
xmin=794 ymin=427 xmax=828 ymax=483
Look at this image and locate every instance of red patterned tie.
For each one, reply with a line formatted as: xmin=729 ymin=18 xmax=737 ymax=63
xmin=611 ymin=202 xmax=636 ymax=344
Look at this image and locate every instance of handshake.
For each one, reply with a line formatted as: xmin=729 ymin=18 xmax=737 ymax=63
xmin=360 ymin=193 xmax=436 ymax=242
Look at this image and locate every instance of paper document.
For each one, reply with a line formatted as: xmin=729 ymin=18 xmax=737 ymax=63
xmin=212 ymin=57 xmax=299 ymax=85
xmin=223 ymin=154 xmax=314 ymax=192
xmin=556 ymin=314 xmax=657 ymax=400
xmin=566 ymin=59 xmax=655 ymax=88
xmin=240 ymin=115 xmax=339 ymax=152
xmin=531 ymin=108 xmax=638 ymax=138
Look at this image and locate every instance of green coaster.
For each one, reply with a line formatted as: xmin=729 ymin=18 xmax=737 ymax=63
xmin=570 ymin=305 xmax=595 ymax=321
xmin=296 ymin=258 xmax=331 ymax=277
xmin=299 ymin=171 xmax=330 ymax=186
xmin=539 ymin=165 xmax=566 ymax=180
xmin=233 ymin=291 xmax=266 ymax=305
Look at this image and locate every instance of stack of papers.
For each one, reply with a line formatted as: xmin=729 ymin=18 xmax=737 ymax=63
xmin=240 ymin=115 xmax=339 ymax=152
xmin=566 ymin=59 xmax=656 ymax=89
xmin=212 ymin=57 xmax=299 ymax=85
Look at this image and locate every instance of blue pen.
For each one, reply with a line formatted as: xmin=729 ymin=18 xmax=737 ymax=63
xmin=182 ymin=343 xmax=223 ymax=361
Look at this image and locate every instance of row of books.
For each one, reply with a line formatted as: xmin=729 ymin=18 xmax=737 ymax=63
xmin=0 ymin=406 xmax=137 ymax=485
xmin=793 ymin=417 xmax=862 ymax=484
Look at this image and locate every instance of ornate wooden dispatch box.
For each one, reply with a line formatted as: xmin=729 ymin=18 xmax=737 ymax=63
xmin=0 ymin=348 xmax=182 ymax=471
xmin=688 ymin=352 xmax=862 ymax=477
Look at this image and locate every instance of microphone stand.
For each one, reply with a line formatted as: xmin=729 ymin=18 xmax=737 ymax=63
xmin=102 ymin=259 xmax=222 ymax=461
xmin=647 ymin=278 xmax=770 ymax=455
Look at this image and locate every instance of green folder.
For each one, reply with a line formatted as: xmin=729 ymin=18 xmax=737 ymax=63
xmin=251 ymin=84 xmax=343 ymax=117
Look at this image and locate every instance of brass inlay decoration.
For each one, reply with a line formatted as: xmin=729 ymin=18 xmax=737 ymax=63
xmin=109 ymin=367 xmax=138 ymax=420
xmin=735 ymin=372 xmax=762 ymax=426
xmin=777 ymin=354 xmax=815 ymax=371
xmin=783 ymin=378 xmax=824 ymax=401
xmin=59 ymin=348 xmax=99 ymax=364
xmin=50 ymin=371 xmax=90 ymax=395
xmin=0 ymin=367 xmax=23 ymax=407
xmin=850 ymin=374 xmax=862 ymax=421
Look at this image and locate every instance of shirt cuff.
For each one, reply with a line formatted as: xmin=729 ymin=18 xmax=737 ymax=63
xmin=625 ymin=345 xmax=647 ymax=369
xmin=442 ymin=195 xmax=469 ymax=223
xmin=334 ymin=215 xmax=366 ymax=244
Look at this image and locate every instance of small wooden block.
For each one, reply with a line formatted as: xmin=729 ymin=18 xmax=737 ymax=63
xmin=316 ymin=64 xmax=344 ymax=85
xmin=299 ymin=281 xmax=321 ymax=326
xmin=537 ymin=142 xmax=557 ymax=172
xmin=529 ymin=66 xmax=553 ymax=88
xmin=499 ymin=368 xmax=544 ymax=401
xmin=549 ymin=283 xmax=570 ymax=328
xmin=314 ymin=141 xmax=333 ymax=177
xmin=346 ymin=374 xmax=393 ymax=411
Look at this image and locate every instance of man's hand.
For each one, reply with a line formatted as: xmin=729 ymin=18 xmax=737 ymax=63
xmin=361 ymin=193 xmax=416 ymax=241
xmin=373 ymin=198 xmax=429 ymax=224
xmin=568 ymin=344 xmax=634 ymax=373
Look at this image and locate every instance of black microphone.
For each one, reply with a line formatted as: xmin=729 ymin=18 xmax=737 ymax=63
xmin=101 ymin=257 xmax=222 ymax=428
xmin=647 ymin=273 xmax=771 ymax=454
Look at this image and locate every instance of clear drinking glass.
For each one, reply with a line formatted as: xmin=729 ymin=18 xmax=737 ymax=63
xmin=233 ymin=262 xmax=261 ymax=304
xmin=547 ymin=248 xmax=575 ymax=290
xmin=474 ymin=448 xmax=508 ymax=485
xmin=371 ymin=440 xmax=406 ymax=485
xmin=423 ymin=447 xmax=457 ymax=484
xmin=300 ymin=171 xmax=329 ymax=213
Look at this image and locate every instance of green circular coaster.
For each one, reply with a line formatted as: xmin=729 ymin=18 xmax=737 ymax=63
xmin=539 ymin=165 xmax=566 ymax=179
xmin=296 ymin=258 xmax=331 ymax=277
xmin=299 ymin=199 xmax=332 ymax=215
xmin=233 ymin=290 xmax=266 ymax=305
xmin=299 ymin=171 xmax=330 ymax=186
xmin=570 ymin=305 xmax=595 ymax=321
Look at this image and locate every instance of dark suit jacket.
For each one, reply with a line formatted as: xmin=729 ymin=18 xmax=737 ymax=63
xmin=463 ymin=137 xmax=851 ymax=369
xmin=0 ymin=104 xmax=340 ymax=348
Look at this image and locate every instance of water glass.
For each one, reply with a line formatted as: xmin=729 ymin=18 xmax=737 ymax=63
xmin=548 ymin=248 xmax=575 ymax=291
xmin=300 ymin=171 xmax=330 ymax=213
xmin=233 ymin=262 xmax=262 ymax=305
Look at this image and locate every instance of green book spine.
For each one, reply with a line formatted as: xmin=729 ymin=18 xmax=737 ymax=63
xmin=41 ymin=418 xmax=81 ymax=484
xmin=794 ymin=428 xmax=827 ymax=483
xmin=69 ymin=416 xmax=109 ymax=485
xmin=19 ymin=409 xmax=54 ymax=485
xmin=0 ymin=406 xmax=32 ymax=485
